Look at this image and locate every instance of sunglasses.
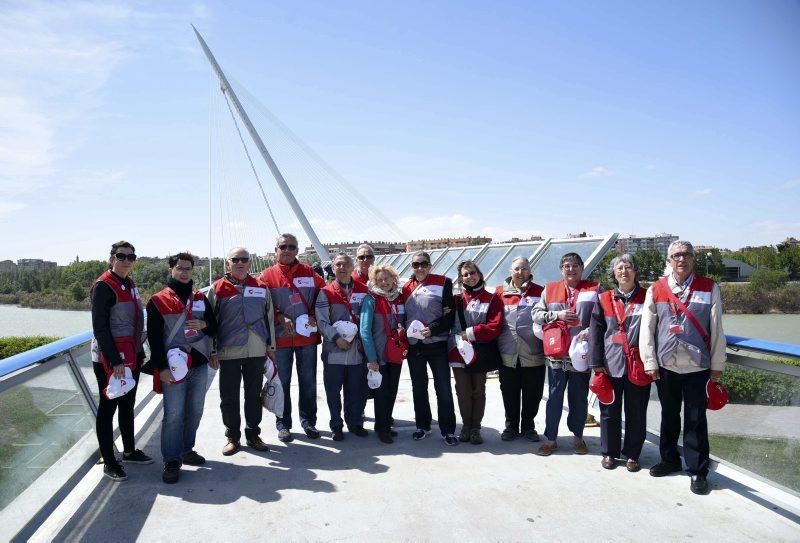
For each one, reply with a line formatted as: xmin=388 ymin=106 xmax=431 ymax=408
xmin=278 ymin=244 xmax=297 ymax=251
xmin=357 ymin=255 xmax=375 ymax=261
xmin=114 ymin=253 xmax=137 ymax=262
xmin=411 ymin=261 xmax=430 ymax=269
xmin=229 ymin=257 xmax=250 ymax=264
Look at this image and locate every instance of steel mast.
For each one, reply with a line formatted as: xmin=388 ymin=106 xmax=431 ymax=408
xmin=192 ymin=25 xmax=331 ymax=262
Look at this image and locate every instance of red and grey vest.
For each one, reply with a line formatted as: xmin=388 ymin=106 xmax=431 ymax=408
xmin=212 ymin=275 xmax=270 ymax=349
xmin=544 ymin=279 xmax=601 ymax=361
xmin=598 ymin=288 xmax=646 ymax=378
xmin=651 ymin=274 xmax=714 ymax=368
xmin=352 ymin=269 xmax=369 ymax=287
xmin=403 ymin=273 xmax=448 ymax=345
xmin=261 ymin=263 xmax=322 ymax=348
xmin=320 ymin=280 xmax=368 ymax=365
xmin=448 ymin=288 xmax=495 ymax=368
xmin=150 ymin=287 xmax=212 ymax=360
xmin=90 ymin=271 xmax=144 ymax=366
xmin=370 ymin=294 xmax=406 ymax=366
xmin=496 ymin=282 xmax=544 ymax=365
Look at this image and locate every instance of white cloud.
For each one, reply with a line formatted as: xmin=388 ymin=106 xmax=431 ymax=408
xmin=694 ymin=188 xmax=712 ymax=196
xmin=580 ymin=166 xmax=613 ymax=178
xmin=0 ymin=202 xmax=28 ymax=216
xmin=645 ymin=164 xmax=657 ymax=170
xmin=779 ymin=178 xmax=800 ymax=190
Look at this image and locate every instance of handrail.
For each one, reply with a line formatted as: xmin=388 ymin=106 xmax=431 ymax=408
xmin=0 ymin=331 xmax=93 ymax=380
xmin=726 ymin=335 xmax=800 ymax=359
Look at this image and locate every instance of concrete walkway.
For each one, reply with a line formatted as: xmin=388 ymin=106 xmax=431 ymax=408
xmin=32 ymin=365 xmax=800 ymax=542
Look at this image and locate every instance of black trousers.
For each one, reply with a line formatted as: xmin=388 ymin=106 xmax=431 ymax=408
xmin=407 ymin=341 xmax=456 ymax=435
xmin=499 ymin=361 xmax=545 ymax=433
xmin=93 ymin=363 xmax=138 ymax=464
xmin=599 ymin=375 xmax=651 ymax=460
xmin=219 ymin=357 xmax=264 ymax=441
xmin=374 ymin=363 xmax=403 ymax=433
xmin=656 ymin=368 xmax=710 ymax=475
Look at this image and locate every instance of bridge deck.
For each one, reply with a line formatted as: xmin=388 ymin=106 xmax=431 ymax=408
xmin=30 ymin=366 xmax=800 ymax=542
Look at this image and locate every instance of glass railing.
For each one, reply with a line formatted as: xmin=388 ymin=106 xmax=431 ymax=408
xmin=0 ymin=332 xmax=156 ymax=541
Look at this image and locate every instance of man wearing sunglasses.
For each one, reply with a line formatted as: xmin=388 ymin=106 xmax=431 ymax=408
xmin=352 ymin=244 xmax=376 ymax=287
xmin=208 ymin=247 xmax=276 ymax=456
xmin=261 ymin=233 xmax=327 ymax=443
xmin=640 ymin=240 xmax=726 ymax=494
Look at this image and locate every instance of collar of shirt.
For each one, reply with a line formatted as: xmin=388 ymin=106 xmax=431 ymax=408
xmin=614 ymin=285 xmax=638 ymax=302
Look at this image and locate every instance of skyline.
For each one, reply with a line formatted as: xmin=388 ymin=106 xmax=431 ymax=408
xmin=1 ymin=1 xmax=798 ymax=264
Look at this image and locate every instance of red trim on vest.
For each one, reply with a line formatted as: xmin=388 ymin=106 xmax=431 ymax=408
xmin=352 ymin=270 xmax=369 ymax=287
xmin=545 ymin=280 xmax=599 ymax=304
xmin=322 ymin=281 xmax=368 ymax=320
xmin=212 ymin=274 xmax=264 ymax=299
xmin=495 ymin=282 xmax=544 ymax=307
xmin=92 ymin=270 xmax=138 ymax=302
xmin=261 ymin=262 xmax=325 ymax=291
xmin=402 ymin=273 xmax=446 ymax=297
xmin=651 ymin=275 xmax=714 ymax=302
xmin=598 ymin=289 xmax=647 ymax=318
xmin=151 ymin=287 xmax=204 ymax=315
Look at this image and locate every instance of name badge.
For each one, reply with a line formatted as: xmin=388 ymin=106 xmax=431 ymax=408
xmin=289 ymin=293 xmax=302 ymax=305
xmin=131 ymin=287 xmax=140 ymax=299
xmin=611 ymin=332 xmax=627 ymax=344
xmin=669 ymin=324 xmax=684 ymax=335
xmin=293 ymin=276 xmax=314 ymax=288
xmin=244 ymin=287 xmax=266 ymax=298
xmin=192 ymin=300 xmax=205 ymax=312
xmin=185 ymin=329 xmax=199 ymax=338
xmin=467 ymin=299 xmax=480 ymax=312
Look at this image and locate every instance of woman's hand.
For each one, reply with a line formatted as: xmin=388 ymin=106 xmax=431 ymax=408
xmin=367 ymin=362 xmax=379 ymax=371
xmin=593 ymin=367 xmax=607 ymax=375
xmin=459 ymin=331 xmax=468 ymax=341
xmin=209 ymin=355 xmax=220 ymax=370
xmin=557 ymin=310 xmax=578 ymax=323
xmin=185 ymin=319 xmax=206 ymax=330
xmin=159 ymin=368 xmax=172 ymax=384
xmin=421 ymin=327 xmax=432 ymax=338
xmin=112 ymin=364 xmax=126 ymax=379
xmin=646 ymin=369 xmax=660 ymax=381
xmin=335 ymin=337 xmax=351 ymax=350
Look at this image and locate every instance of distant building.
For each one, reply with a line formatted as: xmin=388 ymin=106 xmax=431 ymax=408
xmin=0 ymin=260 xmax=16 ymax=272
xmin=501 ymin=235 xmax=544 ymax=243
xmin=405 ymin=236 xmax=492 ymax=251
xmin=615 ymin=233 xmax=679 ymax=259
xmin=780 ymin=236 xmax=800 ymax=248
xmin=16 ymin=259 xmax=58 ymax=272
xmin=722 ymin=257 xmax=755 ymax=281
xmin=300 ymin=240 xmax=406 ymax=261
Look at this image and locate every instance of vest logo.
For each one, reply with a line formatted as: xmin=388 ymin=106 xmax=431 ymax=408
xmin=577 ymin=291 xmax=598 ymax=303
xmin=293 ymin=276 xmax=314 ymax=288
xmin=244 ymin=287 xmax=266 ymax=298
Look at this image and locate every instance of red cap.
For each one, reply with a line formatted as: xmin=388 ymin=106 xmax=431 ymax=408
xmin=706 ymin=380 xmax=728 ymax=410
xmin=589 ymin=372 xmax=615 ymax=405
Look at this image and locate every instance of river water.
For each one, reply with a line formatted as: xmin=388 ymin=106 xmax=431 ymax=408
xmin=0 ymin=304 xmax=798 ymax=344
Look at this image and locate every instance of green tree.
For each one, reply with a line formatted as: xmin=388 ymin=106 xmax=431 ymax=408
xmin=69 ymin=281 xmax=87 ymax=302
xmin=588 ymin=249 xmax=617 ymax=290
xmin=728 ymin=246 xmax=781 ymax=271
xmin=695 ymin=249 xmax=725 ymax=278
xmin=634 ymin=249 xmax=665 ymax=281
xmin=778 ymin=246 xmax=800 ymax=280
xmin=748 ymin=268 xmax=789 ymax=292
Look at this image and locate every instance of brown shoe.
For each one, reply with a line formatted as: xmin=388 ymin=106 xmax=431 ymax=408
xmin=601 ymin=456 xmax=616 ymax=469
xmin=574 ymin=438 xmax=588 ymax=455
xmin=626 ymin=458 xmax=641 ymax=472
xmin=536 ymin=441 xmax=558 ymax=456
xmin=222 ymin=439 xmax=240 ymax=456
xmin=246 ymin=436 xmax=270 ymax=452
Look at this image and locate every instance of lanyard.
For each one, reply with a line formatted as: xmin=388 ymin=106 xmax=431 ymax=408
xmin=332 ymin=282 xmax=358 ymax=322
xmin=279 ymin=266 xmax=312 ymax=312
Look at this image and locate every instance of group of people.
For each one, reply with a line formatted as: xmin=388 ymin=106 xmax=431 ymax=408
xmin=91 ymin=237 xmax=725 ymax=494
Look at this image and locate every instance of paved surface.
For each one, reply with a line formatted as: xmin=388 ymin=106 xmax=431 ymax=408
xmin=32 ymin=364 xmax=800 ymax=542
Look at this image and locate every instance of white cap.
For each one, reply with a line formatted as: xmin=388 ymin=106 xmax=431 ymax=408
xmin=367 ymin=369 xmax=383 ymax=389
xmin=167 ymin=348 xmax=189 ymax=382
xmin=295 ymin=314 xmax=317 ymax=337
xmin=568 ymin=335 xmax=590 ymax=372
xmin=456 ymin=335 xmax=476 ymax=365
xmin=407 ymin=320 xmax=427 ymax=340
xmin=105 ymin=367 xmax=135 ymax=399
xmin=333 ymin=320 xmax=359 ymax=343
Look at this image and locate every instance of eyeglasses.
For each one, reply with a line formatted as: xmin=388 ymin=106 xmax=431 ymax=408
xmin=114 ymin=253 xmax=137 ymax=262
xmin=278 ymin=244 xmax=297 ymax=251
xmin=174 ymin=266 xmax=193 ymax=272
xmin=461 ymin=270 xmax=478 ymax=277
xmin=357 ymin=255 xmax=375 ymax=261
xmin=229 ymin=257 xmax=250 ymax=264
xmin=670 ymin=252 xmax=694 ymax=260
xmin=411 ymin=261 xmax=430 ymax=269
xmin=561 ymin=264 xmax=582 ymax=270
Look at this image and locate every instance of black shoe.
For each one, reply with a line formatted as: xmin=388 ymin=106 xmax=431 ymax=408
xmin=412 ymin=429 xmax=431 ymax=441
xmin=378 ymin=432 xmax=394 ymax=444
xmin=389 ymin=430 xmax=398 ymax=437
xmin=444 ymin=434 xmax=459 ymax=446
xmin=500 ymin=428 xmax=518 ymax=441
xmin=348 ymin=425 xmax=368 ymax=437
xmin=304 ymin=426 xmax=321 ymax=439
xmin=181 ymin=451 xmax=206 ymax=466
xmin=649 ymin=461 xmax=683 ymax=477
xmin=162 ymin=461 xmax=180 ymax=484
xmin=332 ymin=429 xmax=344 ymax=441
xmin=103 ymin=462 xmax=128 ymax=482
xmin=122 ymin=449 xmax=154 ymax=464
xmin=522 ymin=429 xmax=541 ymax=442
xmin=690 ymin=474 xmax=709 ymax=495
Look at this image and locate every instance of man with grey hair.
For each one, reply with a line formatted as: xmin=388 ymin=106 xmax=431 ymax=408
xmin=352 ymin=243 xmax=375 ymax=287
xmin=640 ymin=240 xmax=726 ymax=494
xmin=208 ymin=246 xmax=276 ymax=455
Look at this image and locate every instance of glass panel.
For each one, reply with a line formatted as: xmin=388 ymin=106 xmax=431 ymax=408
xmin=0 ymin=357 xmax=95 ymax=513
xmin=70 ymin=341 xmax=153 ymax=409
xmin=392 ymin=253 xmax=413 ymax=275
xmin=445 ymin=246 xmax=482 ymax=279
xmin=472 ymin=246 xmax=511 ymax=283
xmin=399 ymin=249 xmax=444 ymax=277
xmin=531 ymin=240 xmax=603 ymax=284
xmin=430 ymin=248 xmax=463 ymax=275
xmin=484 ymin=243 xmax=542 ymax=288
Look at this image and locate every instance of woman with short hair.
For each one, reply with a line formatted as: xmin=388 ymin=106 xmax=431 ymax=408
xmin=450 ymin=260 xmax=503 ymax=445
xmin=589 ymin=253 xmax=651 ymax=472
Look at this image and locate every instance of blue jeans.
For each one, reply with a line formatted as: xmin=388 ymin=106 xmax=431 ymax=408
xmin=161 ymin=365 xmax=208 ymax=463
xmin=543 ymin=367 xmax=590 ymax=442
xmin=275 ymin=345 xmax=318 ymax=430
xmin=322 ymin=355 xmax=367 ymax=431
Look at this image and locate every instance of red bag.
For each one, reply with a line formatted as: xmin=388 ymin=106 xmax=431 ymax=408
xmin=542 ymin=321 xmax=570 ymax=358
xmin=380 ymin=300 xmax=408 ymax=365
xmin=625 ymin=346 xmax=651 ymax=386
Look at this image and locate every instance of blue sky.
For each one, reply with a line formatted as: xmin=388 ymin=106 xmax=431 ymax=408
xmin=1 ymin=0 xmax=798 ymax=264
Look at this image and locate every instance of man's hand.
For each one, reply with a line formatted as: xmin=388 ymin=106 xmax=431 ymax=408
xmin=307 ymin=316 xmax=317 ymax=328
xmin=159 ymin=368 xmax=173 ymax=384
xmin=646 ymin=369 xmax=660 ymax=381
xmin=185 ymin=319 xmax=206 ymax=330
xmin=335 ymin=337 xmax=351 ymax=350
xmin=209 ymin=355 xmax=220 ymax=370
xmin=593 ymin=367 xmax=607 ymax=375
xmin=421 ymin=327 xmax=432 ymax=338
xmin=281 ymin=318 xmax=294 ymax=334
xmin=112 ymin=364 xmax=126 ymax=379
xmin=710 ymin=370 xmax=723 ymax=382
xmin=557 ymin=310 xmax=579 ymax=324
xmin=459 ymin=331 xmax=468 ymax=341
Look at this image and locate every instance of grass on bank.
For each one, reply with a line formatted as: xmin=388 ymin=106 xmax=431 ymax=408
xmin=0 ymin=336 xmax=61 ymax=360
xmin=709 ymin=434 xmax=800 ymax=493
